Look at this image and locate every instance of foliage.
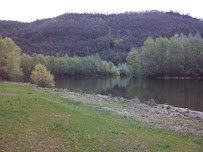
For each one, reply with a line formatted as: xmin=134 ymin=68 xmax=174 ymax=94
xmin=111 ymin=66 xmax=120 ymax=76
xmin=47 ymin=54 xmax=120 ymax=76
xmin=0 ymin=37 xmax=23 ymax=81
xmin=38 ymin=54 xmax=47 ymax=66
xmin=21 ymin=53 xmax=32 ymax=81
xmin=126 ymin=49 xmax=141 ymax=77
xmin=53 ymin=57 xmax=67 ymax=75
xmin=118 ymin=63 xmax=131 ymax=76
xmin=127 ymin=33 xmax=203 ymax=77
xmin=1 ymin=11 xmax=203 ymax=63
xmin=4 ymin=51 xmax=23 ymax=81
xmin=30 ymin=64 xmax=55 ymax=88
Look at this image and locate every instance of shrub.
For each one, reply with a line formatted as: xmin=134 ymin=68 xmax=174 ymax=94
xmin=30 ymin=64 xmax=55 ymax=88
xmin=111 ymin=66 xmax=120 ymax=76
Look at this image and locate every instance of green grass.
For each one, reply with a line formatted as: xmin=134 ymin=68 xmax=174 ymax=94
xmin=0 ymin=82 xmax=202 ymax=151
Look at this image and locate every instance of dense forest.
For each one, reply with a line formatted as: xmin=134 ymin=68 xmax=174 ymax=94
xmin=127 ymin=33 xmax=203 ymax=77
xmin=0 ymin=11 xmax=203 ymax=64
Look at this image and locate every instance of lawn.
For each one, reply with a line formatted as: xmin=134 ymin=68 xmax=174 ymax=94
xmin=0 ymin=82 xmax=202 ymax=151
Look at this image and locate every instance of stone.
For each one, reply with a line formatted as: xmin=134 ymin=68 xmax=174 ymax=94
xmin=131 ymin=97 xmax=140 ymax=104
xmin=145 ymin=98 xmax=157 ymax=106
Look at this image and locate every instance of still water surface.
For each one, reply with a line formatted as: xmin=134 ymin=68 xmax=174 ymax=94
xmin=55 ymin=76 xmax=203 ymax=111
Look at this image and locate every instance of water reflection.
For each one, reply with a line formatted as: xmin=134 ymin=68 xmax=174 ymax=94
xmin=55 ymin=76 xmax=203 ymax=111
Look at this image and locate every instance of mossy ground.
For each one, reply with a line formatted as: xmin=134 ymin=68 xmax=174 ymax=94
xmin=0 ymin=82 xmax=202 ymax=151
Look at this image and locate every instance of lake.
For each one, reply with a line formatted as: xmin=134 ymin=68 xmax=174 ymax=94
xmin=55 ymin=76 xmax=203 ymax=111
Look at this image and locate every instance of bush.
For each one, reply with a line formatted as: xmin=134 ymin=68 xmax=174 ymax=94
xmin=30 ymin=64 xmax=55 ymax=88
xmin=111 ymin=66 xmax=120 ymax=76
xmin=118 ymin=63 xmax=131 ymax=76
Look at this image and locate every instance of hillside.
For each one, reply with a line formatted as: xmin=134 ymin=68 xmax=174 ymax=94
xmin=0 ymin=11 xmax=203 ymax=62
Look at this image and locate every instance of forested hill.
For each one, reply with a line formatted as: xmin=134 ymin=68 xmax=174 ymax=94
xmin=0 ymin=11 xmax=203 ymax=62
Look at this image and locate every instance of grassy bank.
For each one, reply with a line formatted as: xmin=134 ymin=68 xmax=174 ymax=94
xmin=0 ymin=82 xmax=202 ymax=151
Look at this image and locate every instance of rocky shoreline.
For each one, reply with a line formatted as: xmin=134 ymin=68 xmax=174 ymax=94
xmin=52 ymin=87 xmax=203 ymax=118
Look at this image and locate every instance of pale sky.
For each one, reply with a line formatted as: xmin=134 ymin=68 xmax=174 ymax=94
xmin=0 ymin=0 xmax=203 ymax=22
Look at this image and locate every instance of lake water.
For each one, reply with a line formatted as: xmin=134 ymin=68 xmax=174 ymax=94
xmin=55 ymin=76 xmax=203 ymax=111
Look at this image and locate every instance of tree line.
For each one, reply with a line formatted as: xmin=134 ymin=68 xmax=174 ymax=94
xmin=127 ymin=33 xmax=203 ymax=77
xmin=46 ymin=53 xmax=121 ymax=76
xmin=1 ymin=33 xmax=202 ymax=88
xmin=0 ymin=36 xmax=122 ymax=88
xmin=1 ymin=11 xmax=203 ymax=65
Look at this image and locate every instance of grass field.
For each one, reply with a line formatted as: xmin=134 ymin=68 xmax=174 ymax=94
xmin=0 ymin=82 xmax=202 ymax=151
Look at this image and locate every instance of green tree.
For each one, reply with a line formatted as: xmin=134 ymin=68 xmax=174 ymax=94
xmin=102 ymin=61 xmax=110 ymax=75
xmin=166 ymin=35 xmax=185 ymax=76
xmin=68 ymin=57 xmax=81 ymax=75
xmin=31 ymin=53 xmax=40 ymax=69
xmin=118 ymin=63 xmax=131 ymax=76
xmin=46 ymin=56 xmax=55 ymax=72
xmin=126 ymin=49 xmax=141 ymax=77
xmin=4 ymin=51 xmax=23 ymax=81
xmin=54 ymin=57 xmax=67 ymax=75
xmin=0 ymin=37 xmax=23 ymax=81
xmin=111 ymin=66 xmax=120 ymax=76
xmin=38 ymin=54 xmax=47 ymax=66
xmin=21 ymin=53 xmax=32 ymax=81
xmin=154 ymin=36 xmax=170 ymax=76
xmin=140 ymin=37 xmax=158 ymax=77
xmin=0 ymin=36 xmax=8 ymax=79
xmin=30 ymin=64 xmax=55 ymax=88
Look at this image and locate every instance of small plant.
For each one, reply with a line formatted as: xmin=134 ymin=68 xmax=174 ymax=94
xmin=162 ymin=105 xmax=164 ymax=108
xmin=124 ymin=114 xmax=127 ymax=118
xmin=112 ymin=129 xmax=126 ymax=135
xmin=166 ymin=106 xmax=171 ymax=110
xmin=157 ymin=140 xmax=169 ymax=148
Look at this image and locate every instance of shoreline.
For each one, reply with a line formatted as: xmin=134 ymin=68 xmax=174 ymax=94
xmin=1 ymin=81 xmax=203 ymax=151
xmin=156 ymin=76 xmax=203 ymax=80
xmin=2 ymin=81 xmax=203 ymax=137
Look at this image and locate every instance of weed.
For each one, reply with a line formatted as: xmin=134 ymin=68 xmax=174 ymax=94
xmin=157 ymin=141 xmax=169 ymax=148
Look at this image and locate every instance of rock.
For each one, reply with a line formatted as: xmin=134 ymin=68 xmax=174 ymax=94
xmin=142 ymin=114 xmax=148 ymax=117
xmin=131 ymin=97 xmax=140 ymax=104
xmin=64 ymin=89 xmax=68 ymax=92
xmin=54 ymin=88 xmax=60 ymax=92
xmin=145 ymin=98 xmax=157 ymax=106
xmin=186 ymin=109 xmax=190 ymax=113
xmin=96 ymin=94 xmax=108 ymax=99
xmin=108 ymin=94 xmax=112 ymax=98
xmin=155 ymin=111 xmax=160 ymax=114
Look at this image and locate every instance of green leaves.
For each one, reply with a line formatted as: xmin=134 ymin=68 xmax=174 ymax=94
xmin=127 ymin=33 xmax=203 ymax=78
xmin=0 ymin=37 xmax=23 ymax=81
xmin=30 ymin=64 xmax=55 ymax=88
xmin=126 ymin=49 xmax=141 ymax=77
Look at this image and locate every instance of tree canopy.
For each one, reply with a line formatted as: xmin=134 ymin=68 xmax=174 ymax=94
xmin=127 ymin=33 xmax=203 ymax=77
xmin=1 ymin=11 xmax=203 ymax=64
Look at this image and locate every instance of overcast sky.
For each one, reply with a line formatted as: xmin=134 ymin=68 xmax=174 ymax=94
xmin=0 ymin=0 xmax=202 ymax=22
